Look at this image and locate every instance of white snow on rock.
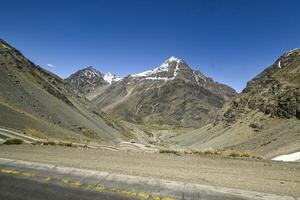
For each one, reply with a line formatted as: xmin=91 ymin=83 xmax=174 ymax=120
xmin=193 ymin=71 xmax=200 ymax=86
xmin=103 ymin=72 xmax=119 ymax=84
xmin=284 ymin=48 xmax=300 ymax=57
xmin=144 ymin=77 xmax=169 ymax=81
xmin=83 ymin=68 xmax=101 ymax=79
xmin=132 ymin=56 xmax=181 ymax=78
xmin=172 ymin=59 xmax=180 ymax=78
xmin=168 ymin=56 xmax=181 ymax=62
xmin=272 ymin=151 xmax=300 ymax=162
xmin=79 ymin=67 xmax=121 ymax=84
xmin=277 ymin=61 xmax=281 ymax=68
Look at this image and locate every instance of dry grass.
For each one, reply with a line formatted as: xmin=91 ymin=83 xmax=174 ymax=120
xmin=226 ymin=150 xmax=262 ymax=159
xmin=191 ymin=148 xmax=221 ymax=155
xmin=159 ymin=149 xmax=181 ymax=156
xmin=32 ymin=140 xmax=73 ymax=147
xmin=159 ymin=148 xmax=262 ymax=159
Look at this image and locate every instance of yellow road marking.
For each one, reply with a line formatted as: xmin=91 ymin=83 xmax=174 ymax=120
xmin=62 ymin=178 xmax=70 ymax=184
xmin=95 ymin=185 xmax=106 ymax=190
xmin=0 ymin=168 xmax=177 ymax=200
xmin=138 ymin=192 xmax=150 ymax=199
xmin=71 ymin=181 xmax=81 ymax=187
xmin=21 ymin=172 xmax=35 ymax=177
xmin=152 ymin=197 xmax=161 ymax=200
xmin=1 ymin=169 xmax=19 ymax=174
xmin=120 ymin=190 xmax=137 ymax=196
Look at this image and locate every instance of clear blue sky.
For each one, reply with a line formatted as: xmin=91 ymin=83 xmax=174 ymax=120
xmin=1 ymin=0 xmax=299 ymax=92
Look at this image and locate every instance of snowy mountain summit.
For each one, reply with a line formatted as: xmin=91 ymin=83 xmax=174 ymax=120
xmin=129 ymin=56 xmax=212 ymax=86
xmin=65 ymin=66 xmax=120 ymax=93
xmin=131 ymin=56 xmax=182 ymax=79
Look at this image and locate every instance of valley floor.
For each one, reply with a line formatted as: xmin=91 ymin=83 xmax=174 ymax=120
xmin=0 ymin=145 xmax=299 ymax=197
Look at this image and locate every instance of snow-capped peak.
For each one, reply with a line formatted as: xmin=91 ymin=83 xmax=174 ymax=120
xmin=71 ymin=66 xmax=121 ymax=84
xmin=103 ymin=72 xmax=121 ymax=84
xmin=103 ymin=72 xmax=114 ymax=84
xmin=81 ymin=66 xmax=101 ymax=79
xmin=167 ymin=56 xmax=181 ymax=62
xmin=131 ymin=56 xmax=181 ymax=77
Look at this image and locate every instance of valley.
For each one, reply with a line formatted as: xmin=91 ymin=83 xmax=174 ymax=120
xmin=0 ymin=38 xmax=299 ymax=199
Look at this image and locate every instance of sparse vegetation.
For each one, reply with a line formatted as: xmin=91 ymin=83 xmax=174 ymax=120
xmin=3 ymin=138 xmax=24 ymax=145
xmin=226 ymin=150 xmax=262 ymax=159
xmin=32 ymin=140 xmax=73 ymax=147
xmin=194 ymin=148 xmax=221 ymax=155
xmin=159 ymin=148 xmax=262 ymax=159
xmin=159 ymin=149 xmax=181 ymax=156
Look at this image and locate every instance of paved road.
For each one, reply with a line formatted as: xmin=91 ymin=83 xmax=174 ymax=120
xmin=0 ymin=158 xmax=295 ymax=200
xmin=0 ymin=174 xmax=137 ymax=200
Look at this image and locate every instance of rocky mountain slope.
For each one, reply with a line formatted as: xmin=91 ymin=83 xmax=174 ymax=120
xmin=65 ymin=66 xmax=120 ymax=94
xmin=0 ymin=39 xmax=127 ymax=143
xmin=91 ymin=56 xmax=237 ymax=128
xmin=173 ymin=49 xmax=300 ymax=158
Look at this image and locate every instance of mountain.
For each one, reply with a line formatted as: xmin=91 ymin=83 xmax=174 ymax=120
xmin=65 ymin=66 xmax=120 ymax=94
xmin=0 ymin=39 xmax=127 ymax=143
xmin=173 ymin=48 xmax=300 ymax=158
xmin=91 ymin=56 xmax=237 ymax=128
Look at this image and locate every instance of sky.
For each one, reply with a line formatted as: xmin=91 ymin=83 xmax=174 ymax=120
xmin=1 ymin=0 xmax=300 ymax=92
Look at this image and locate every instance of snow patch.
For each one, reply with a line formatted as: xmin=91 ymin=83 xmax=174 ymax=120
xmin=172 ymin=59 xmax=180 ymax=78
xmin=103 ymin=72 xmax=115 ymax=84
xmin=103 ymin=72 xmax=122 ymax=84
xmin=132 ymin=56 xmax=181 ymax=78
xmin=143 ymin=58 xmax=181 ymax=81
xmin=284 ymin=48 xmax=300 ymax=57
xmin=79 ymin=67 xmax=121 ymax=84
xmin=81 ymin=68 xmax=101 ymax=79
xmin=277 ymin=61 xmax=281 ymax=68
xmin=193 ymin=71 xmax=200 ymax=86
xmin=132 ymin=63 xmax=169 ymax=77
xmin=144 ymin=77 xmax=169 ymax=81
xmin=168 ymin=56 xmax=181 ymax=62
xmin=272 ymin=151 xmax=300 ymax=162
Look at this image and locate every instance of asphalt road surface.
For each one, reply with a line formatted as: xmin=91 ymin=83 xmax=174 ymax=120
xmin=0 ymin=174 xmax=137 ymax=200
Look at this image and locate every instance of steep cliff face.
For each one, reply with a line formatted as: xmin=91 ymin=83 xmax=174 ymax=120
xmin=0 ymin=39 xmax=126 ymax=143
xmin=172 ymin=49 xmax=300 ymax=158
xmin=219 ymin=48 xmax=300 ymax=124
xmin=91 ymin=56 xmax=236 ymax=128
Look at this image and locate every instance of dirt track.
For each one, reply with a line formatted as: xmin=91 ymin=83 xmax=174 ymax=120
xmin=0 ymin=145 xmax=299 ymax=197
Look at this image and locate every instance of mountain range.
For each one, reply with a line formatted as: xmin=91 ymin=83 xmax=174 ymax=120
xmin=0 ymin=38 xmax=299 ymax=158
xmin=84 ymin=56 xmax=236 ymax=128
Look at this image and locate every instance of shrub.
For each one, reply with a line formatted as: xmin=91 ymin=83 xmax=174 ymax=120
xmin=42 ymin=141 xmax=56 ymax=146
xmin=187 ymin=148 xmax=221 ymax=156
xmin=159 ymin=149 xmax=181 ymax=156
xmin=228 ymin=151 xmax=241 ymax=157
xmin=3 ymin=138 xmax=24 ymax=145
xmin=200 ymin=148 xmax=221 ymax=155
xmin=228 ymin=150 xmax=255 ymax=158
xmin=33 ymin=140 xmax=74 ymax=147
